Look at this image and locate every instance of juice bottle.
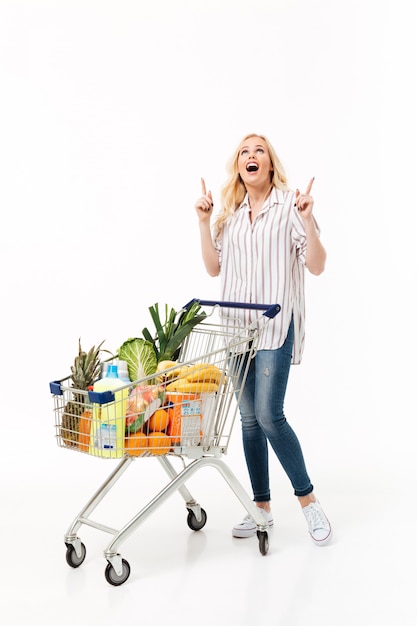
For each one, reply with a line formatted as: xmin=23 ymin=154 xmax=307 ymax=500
xmin=89 ymin=364 xmax=128 ymax=458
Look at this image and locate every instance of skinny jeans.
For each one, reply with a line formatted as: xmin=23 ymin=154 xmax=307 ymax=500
xmin=237 ymin=318 xmax=313 ymax=500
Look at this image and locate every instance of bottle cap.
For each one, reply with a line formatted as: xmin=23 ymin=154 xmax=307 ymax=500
xmin=106 ymin=364 xmax=119 ymax=378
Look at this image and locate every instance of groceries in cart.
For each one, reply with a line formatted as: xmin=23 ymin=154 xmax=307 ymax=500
xmin=51 ymin=301 xmax=224 ymax=458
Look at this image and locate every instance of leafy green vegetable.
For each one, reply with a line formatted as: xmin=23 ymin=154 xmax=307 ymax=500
xmin=118 ymin=302 xmax=206 ymax=382
xmin=142 ymin=301 xmax=207 ymax=362
xmin=118 ymin=338 xmax=157 ymax=382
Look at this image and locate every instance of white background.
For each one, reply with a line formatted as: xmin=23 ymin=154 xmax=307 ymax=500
xmin=1 ymin=1 xmax=416 ymax=624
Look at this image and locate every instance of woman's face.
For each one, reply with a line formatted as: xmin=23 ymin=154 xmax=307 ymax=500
xmin=237 ymin=136 xmax=273 ymax=188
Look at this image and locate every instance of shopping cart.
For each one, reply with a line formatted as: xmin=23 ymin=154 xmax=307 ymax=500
xmin=50 ymin=299 xmax=281 ymax=586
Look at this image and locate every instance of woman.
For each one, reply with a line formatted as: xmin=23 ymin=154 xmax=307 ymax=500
xmin=194 ymin=133 xmax=332 ymax=546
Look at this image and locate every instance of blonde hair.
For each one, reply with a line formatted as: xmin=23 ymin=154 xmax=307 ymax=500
xmin=213 ymin=133 xmax=290 ymax=239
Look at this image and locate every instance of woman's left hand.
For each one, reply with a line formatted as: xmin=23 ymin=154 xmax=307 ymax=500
xmin=295 ymin=177 xmax=315 ymax=219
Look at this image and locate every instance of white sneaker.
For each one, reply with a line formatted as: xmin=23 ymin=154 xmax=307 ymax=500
xmin=302 ymin=501 xmax=332 ymax=546
xmin=232 ymin=508 xmax=274 ymax=538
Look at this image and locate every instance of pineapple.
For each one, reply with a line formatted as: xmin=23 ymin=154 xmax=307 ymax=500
xmin=61 ymin=339 xmax=105 ymax=447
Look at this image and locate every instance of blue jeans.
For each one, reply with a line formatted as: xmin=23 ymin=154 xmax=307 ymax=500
xmin=237 ymin=318 xmax=313 ymax=500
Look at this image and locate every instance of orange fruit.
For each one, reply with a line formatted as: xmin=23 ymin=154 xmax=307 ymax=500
xmin=125 ymin=432 xmax=148 ymax=456
xmin=147 ymin=432 xmax=171 ymax=455
xmin=147 ymin=408 xmax=169 ymax=433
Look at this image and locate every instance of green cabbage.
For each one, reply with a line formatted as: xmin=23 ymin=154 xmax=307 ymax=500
xmin=118 ymin=338 xmax=157 ymax=382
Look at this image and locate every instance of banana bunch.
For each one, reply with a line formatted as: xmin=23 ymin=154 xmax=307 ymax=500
xmin=156 ymin=360 xmax=189 ymax=379
xmin=157 ymin=361 xmax=222 ymax=393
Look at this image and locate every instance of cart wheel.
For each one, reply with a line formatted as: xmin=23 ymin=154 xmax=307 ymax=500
xmin=186 ymin=507 xmax=207 ymax=531
xmin=105 ymin=559 xmax=131 ymax=586
xmin=257 ymin=530 xmax=269 ymax=556
xmin=65 ymin=542 xmax=86 ymax=568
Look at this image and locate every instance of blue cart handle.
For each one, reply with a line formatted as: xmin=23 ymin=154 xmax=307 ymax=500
xmin=185 ymin=299 xmax=281 ymax=319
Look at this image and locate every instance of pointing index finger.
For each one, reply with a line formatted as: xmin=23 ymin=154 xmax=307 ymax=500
xmin=201 ymin=177 xmax=207 ymax=196
xmin=305 ymin=177 xmax=315 ymax=195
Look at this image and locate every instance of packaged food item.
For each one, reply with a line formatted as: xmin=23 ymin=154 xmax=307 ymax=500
xmin=166 ymin=393 xmax=203 ymax=446
xmin=125 ymin=385 xmax=164 ymax=434
xmin=78 ymin=387 xmax=93 ymax=452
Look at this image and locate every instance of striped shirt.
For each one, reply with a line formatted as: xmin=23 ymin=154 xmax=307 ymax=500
xmin=214 ymin=187 xmax=319 ymax=364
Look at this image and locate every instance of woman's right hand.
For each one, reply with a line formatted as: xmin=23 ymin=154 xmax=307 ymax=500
xmin=195 ymin=177 xmax=213 ymax=222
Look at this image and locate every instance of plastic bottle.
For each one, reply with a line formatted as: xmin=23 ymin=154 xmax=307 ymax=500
xmin=89 ymin=364 xmax=129 ymax=458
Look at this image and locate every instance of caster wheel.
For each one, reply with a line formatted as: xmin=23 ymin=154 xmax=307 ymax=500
xmin=187 ymin=507 xmax=207 ymax=531
xmin=65 ymin=542 xmax=86 ymax=568
xmin=257 ymin=530 xmax=269 ymax=555
xmin=105 ymin=559 xmax=131 ymax=586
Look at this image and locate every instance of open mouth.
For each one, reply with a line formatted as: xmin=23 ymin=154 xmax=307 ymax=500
xmin=246 ymin=162 xmax=259 ymax=172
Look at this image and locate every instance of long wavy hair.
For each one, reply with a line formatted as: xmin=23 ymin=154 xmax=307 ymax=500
xmin=213 ymin=133 xmax=290 ymax=240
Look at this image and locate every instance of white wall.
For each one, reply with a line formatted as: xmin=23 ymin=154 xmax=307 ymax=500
xmin=1 ymin=0 xmax=415 ymax=492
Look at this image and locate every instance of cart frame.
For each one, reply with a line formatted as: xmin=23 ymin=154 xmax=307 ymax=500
xmin=51 ymin=299 xmax=281 ymax=585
